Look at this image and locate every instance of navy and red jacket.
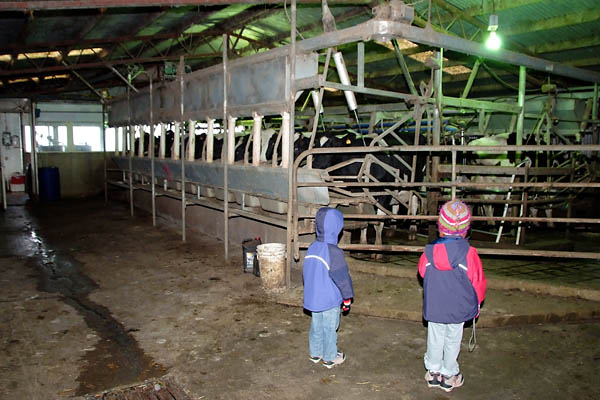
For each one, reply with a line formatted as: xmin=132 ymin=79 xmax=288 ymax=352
xmin=418 ymin=236 xmax=487 ymax=324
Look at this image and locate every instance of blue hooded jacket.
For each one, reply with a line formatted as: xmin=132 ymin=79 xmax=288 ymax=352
xmin=303 ymin=208 xmax=354 ymax=312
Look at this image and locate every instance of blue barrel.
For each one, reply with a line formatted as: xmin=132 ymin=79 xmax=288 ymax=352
xmin=38 ymin=167 xmax=61 ymax=202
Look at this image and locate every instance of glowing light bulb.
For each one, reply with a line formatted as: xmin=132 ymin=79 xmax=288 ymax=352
xmin=486 ymin=31 xmax=501 ymax=50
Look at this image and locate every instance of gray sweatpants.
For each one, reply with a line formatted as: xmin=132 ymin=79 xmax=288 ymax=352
xmin=424 ymin=321 xmax=464 ymax=377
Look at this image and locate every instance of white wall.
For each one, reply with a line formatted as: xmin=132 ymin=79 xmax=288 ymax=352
xmin=0 ymin=112 xmax=24 ymax=185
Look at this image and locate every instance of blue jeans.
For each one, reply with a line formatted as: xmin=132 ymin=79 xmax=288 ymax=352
xmin=309 ymin=306 xmax=341 ymax=362
xmin=424 ymin=321 xmax=464 ymax=377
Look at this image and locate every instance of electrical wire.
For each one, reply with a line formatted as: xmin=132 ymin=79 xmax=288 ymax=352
xmin=481 ymin=61 xmax=538 ymax=93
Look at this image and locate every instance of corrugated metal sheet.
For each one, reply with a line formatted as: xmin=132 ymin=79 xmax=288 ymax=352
xmin=512 ymin=20 xmax=600 ymax=49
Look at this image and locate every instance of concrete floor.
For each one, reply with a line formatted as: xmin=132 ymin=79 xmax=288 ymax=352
xmin=1 ymin=196 xmax=599 ymax=399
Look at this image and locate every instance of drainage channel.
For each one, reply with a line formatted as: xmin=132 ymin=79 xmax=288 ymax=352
xmin=26 ymin=228 xmax=168 ymax=396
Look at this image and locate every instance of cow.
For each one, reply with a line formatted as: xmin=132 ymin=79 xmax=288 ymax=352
xmin=183 ymin=133 xmax=207 ymax=160
xmin=465 ymin=133 xmax=559 ymax=235
xmin=133 ymin=130 xmax=152 ymax=157
xmin=304 ymin=130 xmax=426 ymax=244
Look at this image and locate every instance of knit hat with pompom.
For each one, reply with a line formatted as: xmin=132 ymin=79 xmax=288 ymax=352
xmin=438 ymin=200 xmax=471 ymax=237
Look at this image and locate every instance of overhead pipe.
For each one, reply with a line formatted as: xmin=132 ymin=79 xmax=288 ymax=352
xmin=332 ymin=51 xmax=358 ymax=112
xmin=310 ymin=90 xmax=324 ymax=114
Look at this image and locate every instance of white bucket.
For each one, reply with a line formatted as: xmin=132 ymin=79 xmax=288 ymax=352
xmin=256 ymin=243 xmax=286 ymax=289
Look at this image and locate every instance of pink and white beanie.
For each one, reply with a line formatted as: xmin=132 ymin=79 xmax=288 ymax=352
xmin=438 ymin=200 xmax=472 ymax=237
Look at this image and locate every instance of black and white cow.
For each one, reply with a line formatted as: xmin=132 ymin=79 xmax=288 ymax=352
xmin=297 ymin=130 xmax=426 ymax=243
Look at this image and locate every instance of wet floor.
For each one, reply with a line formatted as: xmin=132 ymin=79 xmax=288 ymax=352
xmin=1 ymin=196 xmax=599 ymax=399
xmin=1 ymin=200 xmax=166 ymax=396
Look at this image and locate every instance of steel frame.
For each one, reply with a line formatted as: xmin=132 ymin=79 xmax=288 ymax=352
xmin=105 ymin=7 xmax=600 ymax=288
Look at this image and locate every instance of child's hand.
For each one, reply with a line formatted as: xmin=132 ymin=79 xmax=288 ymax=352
xmin=342 ymin=298 xmax=352 ymax=315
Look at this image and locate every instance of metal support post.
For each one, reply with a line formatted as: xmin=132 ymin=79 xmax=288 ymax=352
xmin=594 ymin=83 xmax=599 ymax=120
xmin=516 ymin=66 xmax=526 ymax=162
xmin=223 ymin=34 xmax=229 ymax=260
xmin=429 ymin=50 xmax=442 ymax=241
xmin=593 ymin=83 xmax=599 ymax=162
xmin=102 ymin=102 xmax=107 ymax=205
xmin=0 ymin=157 xmax=5 ymax=210
xmin=30 ymin=100 xmax=39 ymax=199
xmin=148 ymin=76 xmax=156 ymax=227
xmin=357 ymin=41 xmax=364 ymax=88
xmin=461 ymin=58 xmax=481 ymax=99
xmin=128 ymin=125 xmax=134 ymax=216
xmin=286 ymin=0 xmax=297 ymax=289
xmin=179 ymin=56 xmax=186 ymax=242
xmin=127 ymin=79 xmax=134 ymax=216
xmin=392 ymin=39 xmax=418 ymax=96
xmin=307 ymin=47 xmax=332 ymax=169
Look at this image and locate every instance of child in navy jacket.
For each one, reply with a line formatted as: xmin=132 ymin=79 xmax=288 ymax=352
xmin=418 ymin=200 xmax=487 ymax=392
xmin=303 ymin=207 xmax=354 ymax=368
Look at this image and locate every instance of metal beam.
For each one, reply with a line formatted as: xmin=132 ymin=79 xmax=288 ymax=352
xmin=384 ymin=20 xmax=600 ymax=84
xmin=236 ymin=6 xmax=369 ymax=55
xmin=392 ymin=39 xmax=417 ymax=96
xmin=0 ymin=0 xmax=373 ymax=10
xmin=60 ymin=59 xmax=103 ymax=99
xmin=0 ymin=53 xmax=219 ymax=77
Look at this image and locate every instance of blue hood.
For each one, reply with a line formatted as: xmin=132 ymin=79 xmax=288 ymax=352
xmin=315 ymin=207 xmax=344 ymax=245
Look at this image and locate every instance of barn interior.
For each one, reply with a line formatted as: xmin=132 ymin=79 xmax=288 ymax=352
xmin=1 ymin=1 xmax=600 ymax=399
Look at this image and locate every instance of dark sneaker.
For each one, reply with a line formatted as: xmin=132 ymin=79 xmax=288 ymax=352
xmin=322 ymin=352 xmax=345 ymax=369
xmin=439 ymin=373 xmax=464 ymax=392
xmin=425 ymin=370 xmax=442 ymax=388
xmin=309 ymin=355 xmax=322 ymax=363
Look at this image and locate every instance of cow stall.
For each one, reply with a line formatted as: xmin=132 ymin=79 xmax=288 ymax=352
xmin=105 ymin=2 xmax=600 ymax=288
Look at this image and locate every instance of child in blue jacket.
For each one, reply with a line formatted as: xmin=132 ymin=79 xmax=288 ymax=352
xmin=418 ymin=200 xmax=487 ymax=392
xmin=303 ymin=207 xmax=354 ymax=368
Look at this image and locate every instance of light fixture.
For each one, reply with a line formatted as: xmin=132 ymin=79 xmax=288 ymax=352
xmin=485 ymin=14 xmax=501 ymax=50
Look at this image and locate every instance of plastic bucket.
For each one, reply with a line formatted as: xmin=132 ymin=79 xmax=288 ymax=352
xmin=256 ymin=243 xmax=286 ymax=289
xmin=241 ymin=238 xmax=261 ymax=274
xmin=38 ymin=167 xmax=61 ymax=202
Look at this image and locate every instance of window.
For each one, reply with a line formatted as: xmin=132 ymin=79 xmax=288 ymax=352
xmin=117 ymin=127 xmax=123 ymax=152
xmin=105 ymin=127 xmax=117 ymax=152
xmin=24 ymin=125 xmax=67 ymax=152
xmin=73 ymin=125 xmax=102 ymax=152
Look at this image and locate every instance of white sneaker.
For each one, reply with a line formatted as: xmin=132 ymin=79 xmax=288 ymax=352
xmin=322 ymin=352 xmax=345 ymax=369
xmin=309 ymin=355 xmax=322 ymax=363
xmin=439 ymin=373 xmax=464 ymax=392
